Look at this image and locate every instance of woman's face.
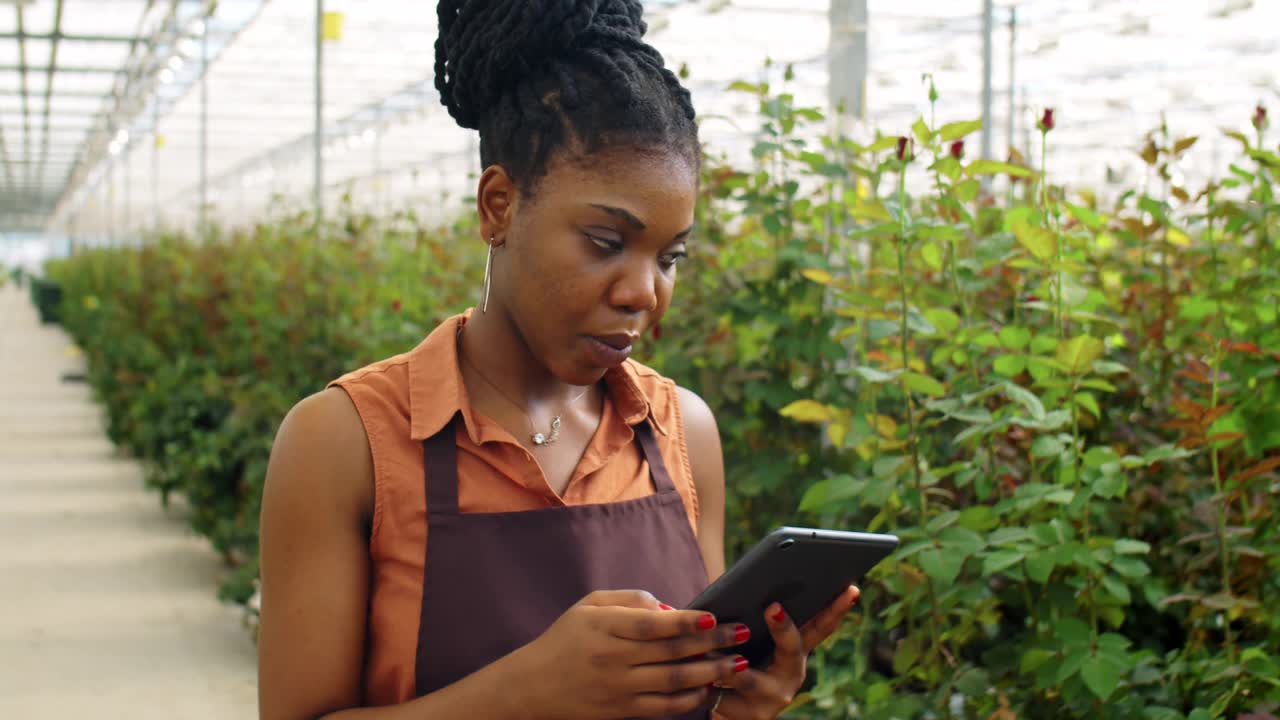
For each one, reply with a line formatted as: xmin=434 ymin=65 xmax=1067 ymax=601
xmin=486 ymin=148 xmax=698 ymax=385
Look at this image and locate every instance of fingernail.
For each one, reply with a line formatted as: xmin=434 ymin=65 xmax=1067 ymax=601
xmin=658 ymin=602 xmax=675 ymax=611
xmin=698 ymin=613 xmax=717 ymax=630
xmin=734 ymin=656 xmax=749 ymax=673
xmin=771 ymin=605 xmax=786 ymax=623
xmin=850 ymin=587 xmax=862 ymax=605
xmin=734 ymin=624 xmax=751 ymax=643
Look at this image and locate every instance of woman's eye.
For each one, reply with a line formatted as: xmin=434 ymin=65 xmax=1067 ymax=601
xmin=587 ymin=234 xmax=622 ymax=253
xmin=660 ymin=251 xmax=688 ymax=269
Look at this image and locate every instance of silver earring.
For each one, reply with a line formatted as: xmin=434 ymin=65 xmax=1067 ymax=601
xmin=482 ymin=238 xmax=495 ymax=313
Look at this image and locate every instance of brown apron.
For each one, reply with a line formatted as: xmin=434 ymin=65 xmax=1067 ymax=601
xmin=414 ymin=413 xmax=712 ymax=719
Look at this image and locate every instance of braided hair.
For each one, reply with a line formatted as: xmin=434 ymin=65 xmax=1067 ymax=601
xmin=435 ymin=0 xmax=700 ymax=195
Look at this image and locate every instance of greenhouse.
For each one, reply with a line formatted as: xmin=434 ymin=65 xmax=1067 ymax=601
xmin=1 ymin=0 xmax=1277 ymax=718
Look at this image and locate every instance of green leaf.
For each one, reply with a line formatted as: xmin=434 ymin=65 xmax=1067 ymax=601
xmin=800 ymin=268 xmax=833 ymax=285
xmin=1092 ymin=360 xmax=1130 ymax=376
xmin=1080 ymin=379 xmax=1117 ymax=393
xmin=1056 ymin=335 xmax=1105 ymax=375
xmin=982 ymin=549 xmax=1027 ymax=576
xmin=924 ymin=308 xmax=960 ymax=336
xmin=1074 ymin=391 xmax=1101 ymax=419
xmin=902 ymin=372 xmax=946 ymax=397
xmin=1031 ymin=435 xmax=1065 ymax=459
xmin=1057 ymin=618 xmax=1092 ymax=648
xmin=1057 ymin=648 xmax=1088 ymax=683
xmin=1020 ymin=648 xmax=1055 ymax=673
xmin=1113 ymin=539 xmax=1150 ymax=555
xmin=919 ymin=549 xmax=964 ymax=585
xmin=1013 ymin=223 xmax=1057 ymax=262
xmin=968 ymin=159 xmax=1034 ymax=178
xmin=932 ymin=156 xmax=962 ymax=182
xmin=993 ymin=354 xmax=1027 ymax=377
xmin=912 ymin=117 xmax=933 ymax=145
xmin=867 ymin=135 xmax=900 ymax=153
xmin=780 ymin=399 xmax=836 ymax=423
xmin=1004 ymin=382 xmax=1047 ymax=420
xmin=1081 ymin=655 xmax=1122 ymax=701
xmin=939 ymin=119 xmax=984 ymax=142
xmin=938 ymin=526 xmax=986 ymax=555
xmin=854 ymin=365 xmax=901 ymax=383
xmin=920 ymin=242 xmax=945 ymax=271
xmin=1110 ymin=556 xmax=1150 ymax=579
xmin=1066 ymin=203 xmax=1103 ymax=231
xmin=1025 ymin=551 xmax=1056 ymax=583
xmin=1093 ymin=473 xmax=1125 ymax=499
xmin=999 ymin=325 xmax=1032 ymax=351
xmin=958 ymin=506 xmax=997 ymax=531
xmin=953 ymin=178 xmax=980 ymax=203
xmin=1102 ymin=575 xmax=1132 ymax=604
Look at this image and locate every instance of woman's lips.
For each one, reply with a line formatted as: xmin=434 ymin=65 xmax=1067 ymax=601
xmin=584 ymin=334 xmax=635 ymax=367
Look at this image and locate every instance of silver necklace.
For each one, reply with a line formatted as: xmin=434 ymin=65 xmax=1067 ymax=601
xmin=460 ymin=352 xmax=590 ymax=447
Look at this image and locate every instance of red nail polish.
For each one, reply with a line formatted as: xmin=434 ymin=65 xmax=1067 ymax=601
xmin=734 ymin=656 xmax=749 ymax=673
xmin=771 ymin=606 xmax=786 ymax=623
xmin=850 ymin=589 xmax=861 ymax=606
xmin=734 ymin=624 xmax=750 ymax=643
xmin=658 ymin=602 xmax=674 ymax=611
xmin=697 ymin=614 xmax=716 ymax=630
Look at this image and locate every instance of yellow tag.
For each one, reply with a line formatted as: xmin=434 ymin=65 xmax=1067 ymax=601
xmin=154 ymin=134 xmax=167 ymax=149
xmin=323 ymin=11 xmax=344 ymax=41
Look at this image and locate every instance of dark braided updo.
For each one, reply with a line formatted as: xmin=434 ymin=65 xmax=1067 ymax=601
xmin=435 ymin=0 xmax=700 ymax=195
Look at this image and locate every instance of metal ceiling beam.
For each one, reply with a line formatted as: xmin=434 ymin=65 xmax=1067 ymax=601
xmin=0 ymin=66 xmax=122 ymax=75
xmin=9 ymin=2 xmax=26 ymax=191
xmin=0 ymin=31 xmax=150 ymax=44
xmin=35 ymin=0 xmax=66 ymax=199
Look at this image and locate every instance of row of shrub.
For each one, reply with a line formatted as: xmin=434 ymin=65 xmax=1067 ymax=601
xmin=45 ymin=71 xmax=1279 ymax=718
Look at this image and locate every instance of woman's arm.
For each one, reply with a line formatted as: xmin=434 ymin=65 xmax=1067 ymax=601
xmin=257 ymin=389 xmax=526 ymax=720
xmin=676 ymin=386 xmax=726 ymax=581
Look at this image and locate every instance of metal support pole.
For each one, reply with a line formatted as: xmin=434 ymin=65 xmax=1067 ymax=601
xmin=981 ymin=0 xmax=994 ymax=161
xmin=827 ymin=0 xmax=868 ymax=136
xmin=199 ymin=21 xmax=209 ymax=237
xmin=124 ymin=147 xmax=131 ymax=240
xmin=152 ymin=103 xmax=160 ymax=232
xmin=1007 ymin=6 xmax=1017 ymax=159
xmin=314 ymin=0 xmax=324 ymax=224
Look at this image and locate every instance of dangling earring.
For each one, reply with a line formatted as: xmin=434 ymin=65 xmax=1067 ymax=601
xmin=482 ymin=237 xmax=495 ymax=313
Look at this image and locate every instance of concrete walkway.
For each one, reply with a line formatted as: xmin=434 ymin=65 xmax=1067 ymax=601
xmin=0 ymin=282 xmax=258 ymax=718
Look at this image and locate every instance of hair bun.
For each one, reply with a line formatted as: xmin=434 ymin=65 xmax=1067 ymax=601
xmin=435 ymin=0 xmax=650 ymax=130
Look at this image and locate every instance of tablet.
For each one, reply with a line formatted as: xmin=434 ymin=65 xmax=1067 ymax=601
xmin=687 ymin=526 xmax=898 ymax=668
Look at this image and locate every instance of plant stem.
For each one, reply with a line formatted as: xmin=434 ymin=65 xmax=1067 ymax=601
xmin=898 ymin=165 xmax=946 ymax=701
xmin=1208 ymin=339 xmax=1236 ymax=663
xmin=1071 ymin=379 xmax=1097 ymax=644
xmin=1041 ymin=131 xmax=1064 ymax=339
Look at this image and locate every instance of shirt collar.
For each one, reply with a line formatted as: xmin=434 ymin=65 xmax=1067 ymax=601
xmin=408 ymin=310 xmax=667 ymax=442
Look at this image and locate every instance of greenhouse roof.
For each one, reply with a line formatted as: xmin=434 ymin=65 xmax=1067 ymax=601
xmin=0 ymin=0 xmax=1276 ymax=237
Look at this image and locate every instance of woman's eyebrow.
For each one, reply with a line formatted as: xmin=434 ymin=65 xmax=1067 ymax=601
xmin=588 ymin=203 xmax=694 ymax=239
xmin=589 ymin=203 xmax=647 ymax=230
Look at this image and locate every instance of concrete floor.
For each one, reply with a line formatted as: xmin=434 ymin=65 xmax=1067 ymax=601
xmin=0 ymin=282 xmax=259 ymax=718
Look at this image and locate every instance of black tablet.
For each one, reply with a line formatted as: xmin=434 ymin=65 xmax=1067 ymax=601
xmin=687 ymin=526 xmax=898 ymax=668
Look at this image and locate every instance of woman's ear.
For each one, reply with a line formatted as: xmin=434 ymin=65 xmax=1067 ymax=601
xmin=477 ymin=165 xmax=517 ymax=246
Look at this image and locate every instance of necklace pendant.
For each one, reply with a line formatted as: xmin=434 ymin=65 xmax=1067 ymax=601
xmin=532 ymin=432 xmax=547 ymax=446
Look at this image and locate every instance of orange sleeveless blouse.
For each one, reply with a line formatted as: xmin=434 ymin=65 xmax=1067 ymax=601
xmin=327 ymin=310 xmax=702 ymax=707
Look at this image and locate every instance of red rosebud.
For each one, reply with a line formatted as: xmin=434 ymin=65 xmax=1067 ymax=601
xmin=652 ymin=323 xmax=663 ymax=340
xmin=1253 ymin=104 xmax=1268 ymax=130
xmin=1039 ymin=108 xmax=1055 ymax=132
xmin=391 ymin=299 xmax=402 ymax=312
xmin=896 ymin=136 xmax=912 ymax=162
xmin=949 ymin=140 xmax=964 ymax=160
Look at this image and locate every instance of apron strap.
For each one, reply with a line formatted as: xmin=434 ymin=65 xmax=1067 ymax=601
xmin=633 ymin=419 xmax=677 ymax=494
xmin=422 ymin=414 xmax=461 ymax=515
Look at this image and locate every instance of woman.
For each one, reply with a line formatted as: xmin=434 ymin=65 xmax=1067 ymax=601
xmin=257 ymin=1 xmax=859 ymax=718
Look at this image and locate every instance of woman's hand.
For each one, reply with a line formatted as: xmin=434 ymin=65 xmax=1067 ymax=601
xmin=710 ymin=584 xmax=861 ymax=719
xmin=501 ymin=589 xmax=752 ymax=719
